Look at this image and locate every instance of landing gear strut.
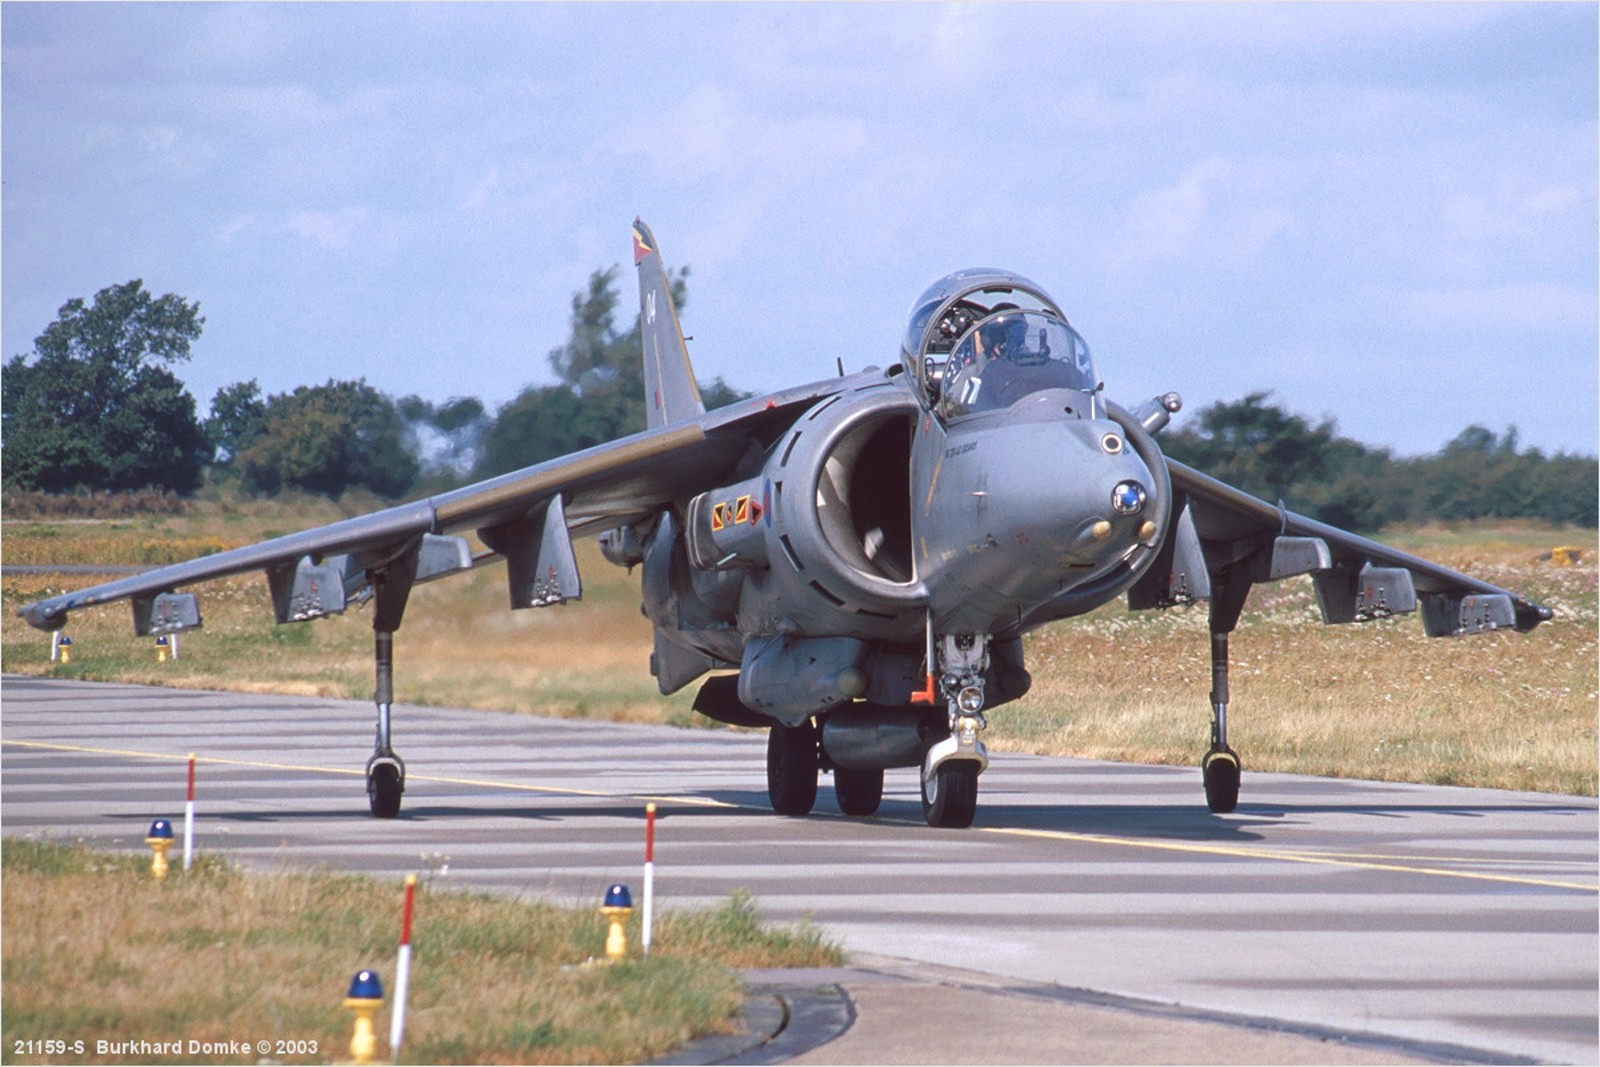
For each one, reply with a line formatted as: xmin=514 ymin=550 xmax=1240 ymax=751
xmin=920 ymin=632 xmax=989 ymax=829
xmin=1202 ymin=565 xmax=1251 ymax=815
xmin=1203 ymin=630 xmax=1241 ymax=814
xmin=367 ymin=629 xmax=406 ymax=819
xmin=362 ymin=558 xmax=419 ymax=819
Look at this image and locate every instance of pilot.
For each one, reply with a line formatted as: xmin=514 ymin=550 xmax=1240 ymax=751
xmin=974 ymin=314 xmax=1065 ymax=408
xmin=976 ymin=315 xmax=1030 ymax=364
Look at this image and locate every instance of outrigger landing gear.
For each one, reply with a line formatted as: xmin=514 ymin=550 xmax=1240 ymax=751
xmin=1202 ymin=563 xmax=1253 ymax=815
xmin=367 ymin=629 xmax=406 ymax=819
xmin=362 ymin=558 xmax=420 ymax=819
xmin=920 ymin=632 xmax=990 ymax=829
xmin=1203 ymin=630 xmax=1241 ymax=814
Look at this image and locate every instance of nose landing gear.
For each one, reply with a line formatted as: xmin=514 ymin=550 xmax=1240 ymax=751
xmin=920 ymin=632 xmax=990 ymax=828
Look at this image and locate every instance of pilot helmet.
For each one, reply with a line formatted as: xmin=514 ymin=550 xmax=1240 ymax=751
xmin=979 ymin=313 xmax=1028 ymax=359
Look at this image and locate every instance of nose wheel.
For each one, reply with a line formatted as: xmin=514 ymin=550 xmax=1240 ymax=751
xmin=921 ymin=760 xmax=979 ymax=828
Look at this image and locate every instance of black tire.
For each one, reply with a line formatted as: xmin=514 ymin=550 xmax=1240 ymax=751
xmin=368 ymin=761 xmax=403 ymax=819
xmin=921 ymin=761 xmax=979 ymax=828
xmin=833 ymin=766 xmax=884 ymax=817
xmin=1202 ymin=748 xmax=1241 ymax=814
xmin=767 ymin=721 xmax=819 ymax=816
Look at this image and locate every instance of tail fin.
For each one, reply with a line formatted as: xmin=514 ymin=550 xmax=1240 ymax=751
xmin=633 ymin=218 xmax=705 ymax=428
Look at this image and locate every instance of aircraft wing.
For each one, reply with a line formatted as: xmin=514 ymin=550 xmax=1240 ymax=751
xmin=17 ymin=375 xmax=845 ymax=635
xmin=1159 ymin=458 xmax=1552 ymax=635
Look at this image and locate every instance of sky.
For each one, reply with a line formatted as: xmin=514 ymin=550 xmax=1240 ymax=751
xmin=3 ymin=2 xmax=1596 ymax=458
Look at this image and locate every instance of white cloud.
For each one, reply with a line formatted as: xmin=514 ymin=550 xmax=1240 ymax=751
xmin=216 ymin=215 xmax=257 ymax=245
xmin=1125 ymin=157 xmax=1234 ymax=260
xmin=1445 ymin=183 xmax=1585 ymax=241
xmin=617 ymin=83 xmax=867 ymax=183
xmin=1117 ymin=157 xmax=1296 ymax=269
xmin=140 ymin=126 xmax=181 ymax=153
xmin=285 ymin=207 xmax=370 ymax=251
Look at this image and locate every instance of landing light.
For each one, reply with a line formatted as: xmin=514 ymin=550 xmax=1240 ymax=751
xmin=1112 ymin=481 xmax=1147 ymax=515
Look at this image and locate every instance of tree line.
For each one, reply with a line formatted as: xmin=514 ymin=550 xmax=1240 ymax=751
xmin=4 ymin=278 xmax=1594 ymax=530
xmin=1160 ymin=392 xmax=1597 ymax=529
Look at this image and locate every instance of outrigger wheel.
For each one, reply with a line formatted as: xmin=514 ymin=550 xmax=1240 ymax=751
xmin=1202 ymin=746 xmax=1241 ymax=815
xmin=767 ymin=720 xmax=820 ymax=816
xmin=367 ymin=757 xmax=404 ymax=819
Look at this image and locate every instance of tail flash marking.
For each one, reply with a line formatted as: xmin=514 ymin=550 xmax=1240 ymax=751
xmin=632 ymin=218 xmax=705 ymax=429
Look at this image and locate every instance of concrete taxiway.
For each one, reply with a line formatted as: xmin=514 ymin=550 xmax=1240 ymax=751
xmin=3 ymin=676 xmax=1595 ymax=1064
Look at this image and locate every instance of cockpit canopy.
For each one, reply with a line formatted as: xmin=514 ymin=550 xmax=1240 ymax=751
xmin=900 ymin=270 xmax=1097 ymax=420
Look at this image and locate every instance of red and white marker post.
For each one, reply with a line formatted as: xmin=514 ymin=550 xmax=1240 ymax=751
xmin=643 ymin=802 xmax=657 ymax=955
xmin=390 ymin=873 xmax=417 ymax=1057
xmin=183 ymin=753 xmax=196 ymax=871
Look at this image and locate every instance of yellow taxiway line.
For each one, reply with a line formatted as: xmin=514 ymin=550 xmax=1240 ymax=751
xmin=981 ymin=825 xmax=1597 ymax=893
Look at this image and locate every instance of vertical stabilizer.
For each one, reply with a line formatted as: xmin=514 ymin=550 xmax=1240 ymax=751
xmin=633 ymin=219 xmax=706 ymax=429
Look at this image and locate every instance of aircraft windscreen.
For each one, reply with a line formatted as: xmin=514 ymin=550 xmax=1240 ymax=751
xmin=937 ymin=311 xmax=1096 ymax=420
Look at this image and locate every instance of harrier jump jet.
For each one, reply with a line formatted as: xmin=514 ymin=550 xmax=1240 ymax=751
xmin=21 ymin=220 xmax=1552 ymax=827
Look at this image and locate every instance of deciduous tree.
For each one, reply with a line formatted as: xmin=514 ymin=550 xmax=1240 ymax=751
xmin=236 ymin=379 xmax=418 ymax=498
xmin=3 ymin=281 xmax=210 ymax=493
xmin=478 ymin=265 xmax=747 ymax=477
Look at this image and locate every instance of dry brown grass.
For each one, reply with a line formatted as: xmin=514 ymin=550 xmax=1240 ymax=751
xmin=1 ymin=839 xmax=839 ymax=1065
xmin=3 ymin=506 xmax=1594 ymax=796
xmin=1004 ymin=525 xmax=1597 ymax=794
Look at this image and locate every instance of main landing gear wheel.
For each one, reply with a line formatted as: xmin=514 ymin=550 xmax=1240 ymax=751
xmin=767 ymin=720 xmax=819 ymax=816
xmin=1202 ymin=747 xmax=1241 ymax=814
xmin=922 ymin=761 xmax=979 ymax=828
xmin=367 ymin=759 xmax=404 ymax=819
xmin=833 ymin=766 xmax=884 ymax=817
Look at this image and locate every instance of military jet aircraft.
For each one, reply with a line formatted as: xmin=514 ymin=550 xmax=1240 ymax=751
xmin=20 ymin=220 xmax=1552 ymax=828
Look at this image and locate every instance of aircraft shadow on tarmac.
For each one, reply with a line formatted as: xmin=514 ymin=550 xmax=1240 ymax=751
xmin=97 ymin=789 xmax=1588 ymax=840
xmin=697 ymin=789 xmax=1284 ymax=840
xmin=701 ymin=789 xmax=1591 ymax=843
xmin=959 ymin=798 xmax=1589 ymax=837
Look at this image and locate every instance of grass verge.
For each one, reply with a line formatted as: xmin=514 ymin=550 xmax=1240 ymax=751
xmin=1 ymin=837 xmax=840 ymax=1065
